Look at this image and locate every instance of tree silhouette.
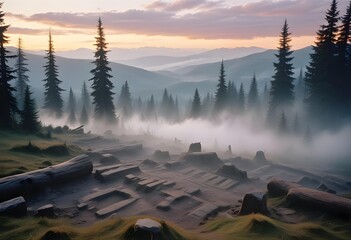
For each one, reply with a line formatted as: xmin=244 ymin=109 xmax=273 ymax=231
xmin=67 ymin=87 xmax=77 ymax=124
xmin=43 ymin=31 xmax=64 ymax=118
xmin=305 ymin=0 xmax=340 ymax=127
xmin=0 ymin=3 xmax=18 ymax=129
xmin=227 ymin=80 xmax=238 ymax=113
xmin=118 ymin=81 xmax=132 ymax=118
xmin=279 ymin=111 xmax=288 ymax=133
xmin=268 ymin=20 xmax=294 ymax=121
xmin=247 ymin=73 xmax=259 ymax=110
xmin=238 ymin=83 xmax=245 ymax=113
xmin=80 ymin=105 xmax=89 ymax=125
xmin=90 ymin=17 xmax=116 ymax=123
xmin=80 ymin=81 xmax=91 ymax=114
xmin=191 ymin=88 xmax=201 ymax=118
xmin=15 ymin=37 xmax=29 ymax=110
xmin=214 ymin=60 xmax=227 ymax=113
xmin=20 ymin=85 xmax=40 ymax=133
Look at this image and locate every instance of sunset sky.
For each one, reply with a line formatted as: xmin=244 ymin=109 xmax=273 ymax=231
xmin=3 ymin=0 xmax=349 ymax=51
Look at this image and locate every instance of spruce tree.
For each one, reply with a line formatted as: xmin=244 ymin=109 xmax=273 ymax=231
xmin=247 ymin=74 xmax=259 ymax=110
xmin=80 ymin=81 xmax=91 ymax=114
xmin=305 ymin=0 xmax=339 ymax=126
xmin=191 ymin=88 xmax=201 ymax=118
xmin=295 ymin=68 xmax=305 ymax=101
xmin=118 ymin=81 xmax=132 ymax=118
xmin=146 ymin=94 xmax=156 ymax=120
xmin=20 ymin=85 xmax=40 ymax=132
xmin=67 ymin=87 xmax=77 ymax=124
xmin=202 ymin=92 xmax=212 ymax=117
xmin=43 ymin=31 xmax=64 ymax=117
xmin=90 ymin=17 xmax=116 ymax=123
xmin=238 ymin=83 xmax=245 ymax=113
xmin=15 ymin=37 xmax=29 ymax=109
xmin=80 ymin=105 xmax=89 ymax=125
xmin=336 ymin=1 xmax=351 ymax=117
xmin=0 ymin=2 xmax=18 ymax=129
xmin=214 ymin=60 xmax=227 ymax=112
xmin=227 ymin=80 xmax=238 ymax=113
xmin=269 ymin=20 xmax=295 ymax=119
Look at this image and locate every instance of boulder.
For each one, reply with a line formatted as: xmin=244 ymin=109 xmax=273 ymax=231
xmin=142 ymin=159 xmax=158 ymax=167
xmin=40 ymin=230 xmax=71 ymax=240
xmin=0 ymin=196 xmax=27 ymax=217
xmin=216 ymin=163 xmax=248 ymax=181
xmin=267 ymin=178 xmax=299 ymax=196
xmin=99 ymin=154 xmax=120 ymax=164
xmin=317 ymin=184 xmax=336 ymax=194
xmin=188 ymin=142 xmax=201 ymax=152
xmin=134 ymin=218 xmax=162 ymax=240
xmin=37 ymin=204 xmax=55 ymax=218
xmin=153 ymin=150 xmax=170 ymax=161
xmin=183 ymin=152 xmax=222 ymax=168
xmin=253 ymin=151 xmax=267 ymax=163
xmin=164 ymin=161 xmax=181 ymax=169
xmin=239 ymin=192 xmax=267 ymax=215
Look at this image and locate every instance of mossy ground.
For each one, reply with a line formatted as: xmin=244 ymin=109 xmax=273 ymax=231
xmin=0 ymin=130 xmax=84 ymax=178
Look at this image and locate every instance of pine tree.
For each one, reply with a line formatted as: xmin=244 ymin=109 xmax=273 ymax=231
xmin=238 ymin=83 xmax=245 ymax=113
xmin=80 ymin=81 xmax=91 ymax=114
xmin=305 ymin=0 xmax=339 ymax=126
xmin=67 ymin=87 xmax=77 ymax=124
xmin=295 ymin=68 xmax=305 ymax=101
xmin=118 ymin=81 xmax=132 ymax=118
xmin=227 ymin=80 xmax=238 ymax=113
xmin=0 ymin=2 xmax=18 ymax=129
xmin=146 ymin=94 xmax=156 ymax=120
xmin=262 ymin=82 xmax=269 ymax=109
xmin=15 ymin=38 xmax=29 ymax=109
xmin=90 ymin=17 xmax=116 ymax=123
xmin=214 ymin=60 xmax=227 ymax=113
xmin=269 ymin=20 xmax=295 ymax=120
xmin=191 ymin=88 xmax=201 ymax=118
xmin=279 ymin=111 xmax=288 ymax=133
xmin=174 ymin=96 xmax=180 ymax=122
xmin=247 ymin=74 xmax=259 ymax=110
xmin=161 ymin=88 xmax=170 ymax=117
xmin=20 ymin=85 xmax=40 ymax=132
xmin=43 ymin=31 xmax=64 ymax=117
xmin=80 ymin=105 xmax=89 ymax=125
xmin=336 ymin=1 xmax=351 ymax=117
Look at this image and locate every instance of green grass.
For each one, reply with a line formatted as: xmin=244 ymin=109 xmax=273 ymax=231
xmin=0 ymin=130 xmax=85 ymax=178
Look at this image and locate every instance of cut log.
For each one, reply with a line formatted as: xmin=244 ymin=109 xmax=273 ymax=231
xmin=95 ymin=165 xmax=141 ymax=182
xmin=267 ymin=178 xmax=299 ymax=196
xmin=0 ymin=155 xmax=93 ymax=202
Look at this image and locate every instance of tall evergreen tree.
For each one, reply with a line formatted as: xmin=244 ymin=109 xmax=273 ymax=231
xmin=20 ymin=85 xmax=40 ymax=132
xmin=262 ymin=82 xmax=269 ymax=109
xmin=336 ymin=1 xmax=351 ymax=117
xmin=80 ymin=81 xmax=91 ymax=113
xmin=0 ymin=2 xmax=17 ymax=129
xmin=279 ymin=111 xmax=288 ymax=133
xmin=238 ymin=83 xmax=245 ymax=113
xmin=43 ymin=31 xmax=64 ymax=117
xmin=202 ymin=92 xmax=212 ymax=117
xmin=15 ymin=37 xmax=29 ymax=109
xmin=146 ymin=94 xmax=156 ymax=120
xmin=118 ymin=81 xmax=132 ymax=118
xmin=191 ymin=88 xmax=201 ymax=118
xmin=305 ymin=0 xmax=340 ymax=126
xmin=227 ymin=80 xmax=238 ymax=113
xmin=80 ymin=105 xmax=89 ymax=125
xmin=295 ymin=68 xmax=305 ymax=101
xmin=67 ymin=87 xmax=77 ymax=124
xmin=268 ymin=20 xmax=295 ymax=120
xmin=214 ymin=60 xmax=227 ymax=112
xmin=247 ymin=73 xmax=259 ymax=110
xmin=90 ymin=17 xmax=116 ymax=123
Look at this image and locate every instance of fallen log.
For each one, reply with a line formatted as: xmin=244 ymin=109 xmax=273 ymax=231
xmin=0 ymin=155 xmax=93 ymax=202
xmin=267 ymin=178 xmax=351 ymax=218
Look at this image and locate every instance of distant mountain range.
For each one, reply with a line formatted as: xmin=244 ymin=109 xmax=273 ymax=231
xmin=7 ymin=46 xmax=313 ymax=105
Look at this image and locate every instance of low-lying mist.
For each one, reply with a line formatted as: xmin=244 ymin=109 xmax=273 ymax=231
xmin=41 ymin=112 xmax=351 ymax=168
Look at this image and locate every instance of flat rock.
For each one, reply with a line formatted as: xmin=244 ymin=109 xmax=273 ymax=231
xmin=144 ymin=180 xmax=166 ymax=192
xmin=77 ymin=203 xmax=88 ymax=210
xmin=37 ymin=204 xmax=55 ymax=218
xmin=95 ymin=198 xmax=137 ymax=217
xmin=141 ymin=159 xmax=158 ymax=167
xmin=0 ymin=196 xmax=27 ymax=217
xmin=183 ymin=152 xmax=222 ymax=168
xmin=100 ymin=154 xmax=120 ymax=164
xmin=297 ymin=176 xmax=321 ymax=188
xmin=164 ymin=161 xmax=181 ymax=169
xmin=96 ymin=165 xmax=141 ymax=182
xmin=216 ymin=163 xmax=248 ymax=181
xmin=185 ymin=188 xmax=201 ymax=195
xmin=189 ymin=203 xmax=219 ymax=219
xmin=156 ymin=201 xmax=171 ymax=211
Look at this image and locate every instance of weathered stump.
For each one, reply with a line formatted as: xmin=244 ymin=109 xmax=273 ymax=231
xmin=239 ymin=192 xmax=267 ymax=215
xmin=188 ymin=142 xmax=201 ymax=152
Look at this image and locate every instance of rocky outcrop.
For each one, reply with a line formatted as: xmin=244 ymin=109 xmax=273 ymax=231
xmin=216 ymin=163 xmax=248 ymax=181
xmin=188 ymin=142 xmax=201 ymax=152
xmin=183 ymin=152 xmax=222 ymax=168
xmin=239 ymin=192 xmax=267 ymax=215
xmin=153 ymin=150 xmax=170 ymax=161
xmin=134 ymin=218 xmax=162 ymax=240
xmin=0 ymin=196 xmax=27 ymax=217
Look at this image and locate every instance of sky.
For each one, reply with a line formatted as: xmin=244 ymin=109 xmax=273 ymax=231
xmin=2 ymin=0 xmax=349 ymax=51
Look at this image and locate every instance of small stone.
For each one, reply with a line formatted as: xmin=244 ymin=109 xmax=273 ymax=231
xmin=37 ymin=204 xmax=55 ymax=218
xmin=77 ymin=203 xmax=87 ymax=210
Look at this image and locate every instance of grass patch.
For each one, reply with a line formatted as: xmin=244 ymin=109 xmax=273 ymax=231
xmin=0 ymin=130 xmax=85 ymax=178
xmin=0 ymin=216 xmax=201 ymax=240
xmin=204 ymin=214 xmax=351 ymax=240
